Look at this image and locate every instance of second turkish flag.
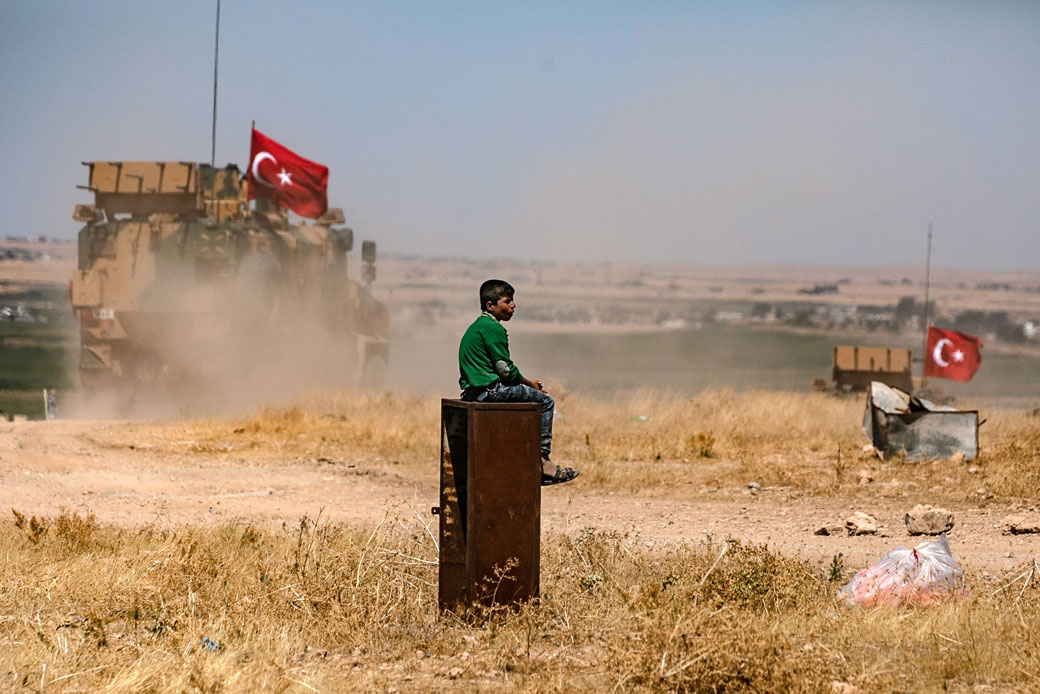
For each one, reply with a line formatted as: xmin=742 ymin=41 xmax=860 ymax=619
xmin=925 ymin=326 xmax=982 ymax=382
xmin=247 ymin=129 xmax=328 ymax=218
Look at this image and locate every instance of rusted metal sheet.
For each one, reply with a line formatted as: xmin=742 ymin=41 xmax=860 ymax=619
xmin=438 ymin=403 xmax=468 ymax=610
xmin=862 ymin=381 xmax=978 ymax=461
xmin=438 ymin=400 xmax=540 ymax=612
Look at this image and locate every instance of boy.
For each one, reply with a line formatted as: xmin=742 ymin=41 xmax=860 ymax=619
xmin=458 ymin=279 xmax=579 ymax=486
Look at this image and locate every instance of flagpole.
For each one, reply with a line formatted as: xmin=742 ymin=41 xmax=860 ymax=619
xmin=210 ymin=0 xmax=220 ymax=170
xmin=920 ymin=223 xmax=932 ymax=389
xmin=249 ymin=120 xmax=255 ymax=214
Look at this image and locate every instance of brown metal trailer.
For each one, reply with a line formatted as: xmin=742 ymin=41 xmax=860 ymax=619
xmin=832 ymin=345 xmax=913 ymax=392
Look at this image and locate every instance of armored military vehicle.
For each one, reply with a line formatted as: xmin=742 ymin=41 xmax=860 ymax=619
xmin=69 ymin=161 xmax=388 ymax=396
xmin=831 ymin=345 xmax=913 ymax=392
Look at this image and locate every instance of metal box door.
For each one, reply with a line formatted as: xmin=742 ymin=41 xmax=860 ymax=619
xmin=439 ymin=399 xmax=541 ymax=611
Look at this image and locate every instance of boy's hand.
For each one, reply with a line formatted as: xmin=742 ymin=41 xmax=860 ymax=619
xmin=522 ymin=377 xmax=546 ymax=392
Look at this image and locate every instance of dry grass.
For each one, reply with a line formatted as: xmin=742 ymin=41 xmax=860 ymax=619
xmin=110 ymin=388 xmax=1040 ymax=503
xmin=98 ymin=391 xmax=441 ymax=467
xmin=2 ymin=509 xmax=1040 ymax=693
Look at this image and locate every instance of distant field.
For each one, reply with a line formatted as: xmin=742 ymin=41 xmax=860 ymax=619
xmin=521 ymin=326 xmax=1040 ymax=400
xmin=2 ymin=243 xmax=1039 ymax=416
xmin=394 ymin=322 xmax=1040 ymax=403
xmin=0 ymin=301 xmax=75 ymax=418
xmin=3 ymin=311 xmax=1039 ymax=420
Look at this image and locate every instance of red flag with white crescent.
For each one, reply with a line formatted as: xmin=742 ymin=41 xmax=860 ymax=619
xmin=925 ymin=326 xmax=982 ymax=382
xmin=247 ymin=129 xmax=328 ymax=218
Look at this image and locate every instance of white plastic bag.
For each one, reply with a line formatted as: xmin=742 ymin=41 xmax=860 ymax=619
xmin=839 ymin=534 xmax=966 ymax=607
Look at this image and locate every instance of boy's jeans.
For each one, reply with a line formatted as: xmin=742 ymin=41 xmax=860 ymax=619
xmin=463 ymin=382 xmax=554 ymax=457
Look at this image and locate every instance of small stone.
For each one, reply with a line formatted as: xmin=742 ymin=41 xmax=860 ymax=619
xmin=857 ymin=469 xmax=873 ymax=485
xmin=859 ymin=444 xmax=877 ymax=459
xmin=948 ymin=451 xmax=965 ymax=464
xmin=967 ymin=466 xmax=980 ymax=475
xmin=447 ymin=667 xmax=464 ymax=679
xmin=747 ymin=482 xmax=761 ymax=491
xmin=1002 ymin=513 xmax=1040 ymax=535
xmin=815 ymin=523 xmax=846 ymax=536
xmin=846 ymin=512 xmax=878 ymax=536
xmin=905 ymin=504 xmax=954 ymax=536
xmin=831 ymin=682 xmax=862 ymax=694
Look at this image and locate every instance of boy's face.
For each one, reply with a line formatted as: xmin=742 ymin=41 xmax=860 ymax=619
xmin=486 ymin=294 xmax=515 ymax=322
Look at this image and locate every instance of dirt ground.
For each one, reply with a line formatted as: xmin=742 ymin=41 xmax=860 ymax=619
xmin=3 ymin=419 xmax=1036 ymax=578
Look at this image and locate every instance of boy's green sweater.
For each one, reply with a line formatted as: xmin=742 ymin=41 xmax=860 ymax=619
xmin=458 ymin=313 xmax=523 ymax=390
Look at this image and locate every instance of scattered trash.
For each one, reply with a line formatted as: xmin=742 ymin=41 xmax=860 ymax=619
xmin=839 ymin=534 xmax=966 ymax=607
xmin=862 ymin=381 xmax=978 ymax=461
xmin=200 ymin=637 xmax=221 ymax=652
xmin=630 ymin=415 xmax=653 ymax=422
xmin=905 ymin=504 xmax=954 ymax=536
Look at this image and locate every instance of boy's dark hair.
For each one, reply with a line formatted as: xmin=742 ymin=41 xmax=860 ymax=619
xmin=479 ymin=279 xmax=514 ymax=311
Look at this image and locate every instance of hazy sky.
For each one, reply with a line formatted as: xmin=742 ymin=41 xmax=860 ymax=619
xmin=2 ymin=1 xmax=1038 ymax=270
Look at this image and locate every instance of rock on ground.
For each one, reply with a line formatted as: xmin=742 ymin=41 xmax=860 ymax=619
xmin=905 ymin=504 xmax=954 ymax=536
xmin=815 ymin=523 xmax=846 ymax=536
xmin=1002 ymin=513 xmax=1040 ymax=535
xmin=846 ymin=512 xmax=877 ymax=536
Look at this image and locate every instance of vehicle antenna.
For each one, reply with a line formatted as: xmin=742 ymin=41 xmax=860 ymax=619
xmin=920 ymin=222 xmax=932 ymax=389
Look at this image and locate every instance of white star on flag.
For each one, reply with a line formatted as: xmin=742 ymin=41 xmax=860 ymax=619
xmin=276 ymin=168 xmax=293 ymax=186
xmin=952 ymin=349 xmax=964 ymax=362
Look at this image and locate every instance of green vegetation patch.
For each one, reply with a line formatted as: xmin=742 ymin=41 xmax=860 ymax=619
xmin=0 ymin=294 xmax=75 ymax=416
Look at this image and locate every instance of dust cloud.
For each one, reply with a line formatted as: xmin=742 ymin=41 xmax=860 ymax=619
xmin=65 ymin=260 xmax=378 ymax=420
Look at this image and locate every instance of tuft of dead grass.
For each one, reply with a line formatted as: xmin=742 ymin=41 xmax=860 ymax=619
xmin=2 ymin=511 xmax=1040 ymax=692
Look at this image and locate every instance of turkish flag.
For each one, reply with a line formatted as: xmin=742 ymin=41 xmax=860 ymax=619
xmin=247 ymin=129 xmax=328 ymax=218
xmin=925 ymin=326 xmax=982 ymax=382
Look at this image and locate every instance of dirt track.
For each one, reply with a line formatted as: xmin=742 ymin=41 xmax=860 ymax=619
xmin=2 ymin=419 xmax=1037 ymax=576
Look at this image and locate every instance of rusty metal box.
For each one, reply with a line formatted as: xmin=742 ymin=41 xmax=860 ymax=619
xmin=438 ymin=399 xmax=541 ymax=611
